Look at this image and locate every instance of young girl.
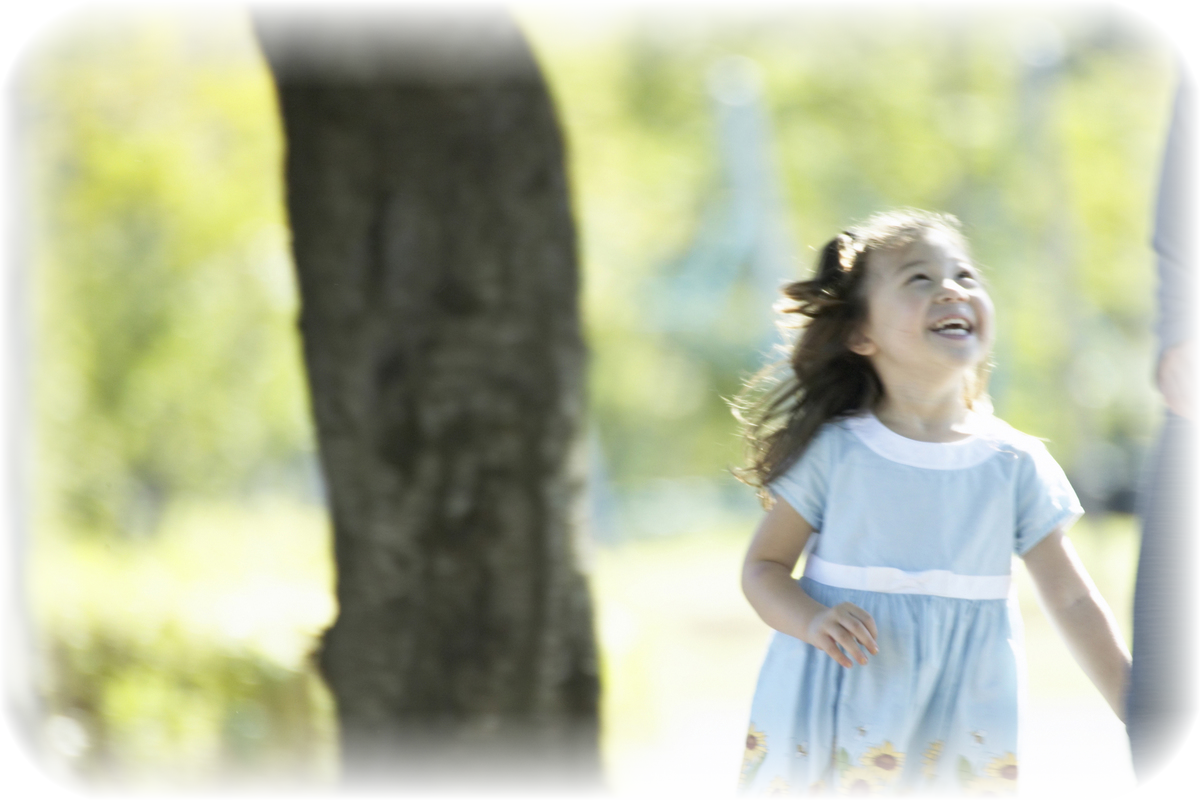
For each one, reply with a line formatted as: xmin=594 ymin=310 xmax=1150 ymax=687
xmin=733 ymin=209 xmax=1131 ymax=795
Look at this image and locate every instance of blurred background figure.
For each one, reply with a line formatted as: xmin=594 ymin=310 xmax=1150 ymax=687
xmin=1127 ymin=66 xmax=1194 ymax=782
xmin=8 ymin=3 xmax=1182 ymax=796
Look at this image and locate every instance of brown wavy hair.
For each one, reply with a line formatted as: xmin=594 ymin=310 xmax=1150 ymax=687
xmin=729 ymin=209 xmax=992 ymax=507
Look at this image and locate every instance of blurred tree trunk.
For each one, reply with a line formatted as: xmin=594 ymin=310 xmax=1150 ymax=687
xmin=0 ymin=0 xmax=56 ymax=796
xmin=252 ymin=7 xmax=599 ymax=788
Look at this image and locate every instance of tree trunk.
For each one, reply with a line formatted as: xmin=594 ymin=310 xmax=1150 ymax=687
xmin=252 ymin=7 xmax=599 ymax=788
xmin=0 ymin=0 xmax=56 ymax=796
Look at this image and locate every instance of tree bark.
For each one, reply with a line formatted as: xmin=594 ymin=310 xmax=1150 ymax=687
xmin=0 ymin=0 xmax=56 ymax=796
xmin=252 ymin=7 xmax=599 ymax=788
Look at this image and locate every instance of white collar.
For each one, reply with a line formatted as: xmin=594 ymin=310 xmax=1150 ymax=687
xmin=843 ymin=412 xmax=999 ymax=470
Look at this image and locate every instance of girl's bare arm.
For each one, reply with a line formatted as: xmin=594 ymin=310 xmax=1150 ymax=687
xmin=1022 ymin=528 xmax=1132 ymax=721
xmin=741 ymin=499 xmax=878 ymax=668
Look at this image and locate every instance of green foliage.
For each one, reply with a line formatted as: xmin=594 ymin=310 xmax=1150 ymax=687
xmin=32 ymin=498 xmax=338 ymax=783
xmin=24 ymin=7 xmax=311 ymax=540
xmin=22 ymin=7 xmax=330 ymax=786
xmin=48 ymin=631 xmax=334 ymax=784
xmin=521 ymin=6 xmax=1174 ymax=516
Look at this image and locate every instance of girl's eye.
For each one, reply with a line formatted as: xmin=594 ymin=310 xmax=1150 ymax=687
xmin=907 ymin=273 xmax=929 ymax=283
xmin=958 ymin=271 xmax=977 ymax=282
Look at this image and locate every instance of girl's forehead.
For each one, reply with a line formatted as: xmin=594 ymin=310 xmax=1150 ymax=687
xmin=868 ymin=229 xmax=968 ymax=272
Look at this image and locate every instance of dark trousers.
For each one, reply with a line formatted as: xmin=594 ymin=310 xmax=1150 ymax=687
xmin=1128 ymin=411 xmax=1195 ymax=780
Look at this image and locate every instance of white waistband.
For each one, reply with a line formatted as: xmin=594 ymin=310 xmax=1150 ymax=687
xmin=803 ymin=554 xmax=1011 ymax=600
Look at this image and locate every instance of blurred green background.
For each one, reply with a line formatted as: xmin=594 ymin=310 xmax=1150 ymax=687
xmin=17 ymin=3 xmax=1175 ymax=795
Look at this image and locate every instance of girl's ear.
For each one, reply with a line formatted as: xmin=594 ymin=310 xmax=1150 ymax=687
xmin=847 ymin=326 xmax=877 ymax=357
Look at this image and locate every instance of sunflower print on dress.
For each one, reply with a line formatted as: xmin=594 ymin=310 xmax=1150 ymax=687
xmin=739 ymin=723 xmax=769 ymax=788
xmin=955 ymin=777 xmax=1012 ymax=800
xmin=739 ymin=724 xmax=768 ymax=767
xmin=921 ymin=740 xmax=944 ymax=781
xmin=835 ymin=767 xmax=883 ymax=800
xmin=859 ymin=743 xmax=902 ymax=786
xmin=763 ymin=777 xmax=792 ymax=800
xmin=979 ymin=753 xmax=1017 ymax=791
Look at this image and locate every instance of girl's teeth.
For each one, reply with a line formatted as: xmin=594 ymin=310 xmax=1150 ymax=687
xmin=933 ymin=318 xmax=970 ymax=332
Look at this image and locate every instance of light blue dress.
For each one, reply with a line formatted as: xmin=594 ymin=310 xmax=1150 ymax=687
xmin=738 ymin=412 xmax=1083 ymax=796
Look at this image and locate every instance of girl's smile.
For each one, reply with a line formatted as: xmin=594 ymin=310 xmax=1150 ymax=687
xmin=929 ymin=313 xmax=974 ymax=337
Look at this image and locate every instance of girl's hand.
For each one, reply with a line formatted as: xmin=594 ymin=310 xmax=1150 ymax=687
xmin=807 ymin=602 xmax=879 ymax=668
xmin=741 ymin=501 xmax=880 ymax=667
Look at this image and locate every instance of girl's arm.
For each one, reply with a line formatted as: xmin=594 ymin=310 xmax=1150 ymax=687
xmin=742 ymin=499 xmax=878 ymax=668
xmin=1022 ymin=528 xmax=1132 ymax=721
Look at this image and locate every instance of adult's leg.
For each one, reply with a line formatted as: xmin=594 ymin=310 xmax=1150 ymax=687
xmin=1128 ymin=0 xmax=1200 ymax=791
xmin=1128 ymin=411 xmax=1194 ymax=780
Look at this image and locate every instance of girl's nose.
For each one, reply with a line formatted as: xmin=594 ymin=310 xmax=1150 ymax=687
xmin=937 ymin=279 xmax=969 ymax=301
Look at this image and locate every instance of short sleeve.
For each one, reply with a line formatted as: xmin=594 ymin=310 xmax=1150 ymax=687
xmin=1014 ymin=439 xmax=1084 ymax=556
xmin=766 ymin=424 xmax=838 ymax=530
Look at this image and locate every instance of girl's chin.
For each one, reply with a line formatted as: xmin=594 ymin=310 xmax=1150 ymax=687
xmin=941 ymin=349 xmax=988 ymax=369
xmin=924 ymin=350 xmax=990 ymax=376
xmin=927 ymin=334 xmax=989 ymax=360
xmin=877 ymin=338 xmax=992 ymax=372
xmin=875 ymin=357 xmax=988 ymax=383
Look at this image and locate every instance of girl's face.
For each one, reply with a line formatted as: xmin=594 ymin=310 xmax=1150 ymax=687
xmin=849 ymin=229 xmax=994 ymax=381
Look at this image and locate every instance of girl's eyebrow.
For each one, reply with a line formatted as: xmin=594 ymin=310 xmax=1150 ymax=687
xmin=898 ymin=259 xmax=927 ymax=272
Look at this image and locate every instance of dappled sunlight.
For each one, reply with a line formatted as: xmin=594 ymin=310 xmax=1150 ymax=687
xmin=33 ymin=500 xmax=335 ymax=668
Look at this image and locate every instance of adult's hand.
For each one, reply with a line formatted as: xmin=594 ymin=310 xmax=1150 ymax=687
xmin=1157 ymin=340 xmax=1193 ymax=420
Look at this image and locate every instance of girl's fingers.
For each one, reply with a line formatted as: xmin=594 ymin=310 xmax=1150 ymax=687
xmin=844 ymin=606 xmax=873 ymax=633
xmin=820 ymin=635 xmax=852 ymax=668
xmin=830 ymin=626 xmax=868 ymax=665
xmin=840 ymin=614 xmax=878 ymax=652
xmin=833 ymin=606 xmax=878 ymax=656
xmin=864 ymin=614 xmax=879 ymax=641
xmin=816 ymin=604 xmax=881 ymax=667
xmin=844 ymin=606 xmax=883 ymax=652
xmin=845 ymin=619 xmax=878 ymax=655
